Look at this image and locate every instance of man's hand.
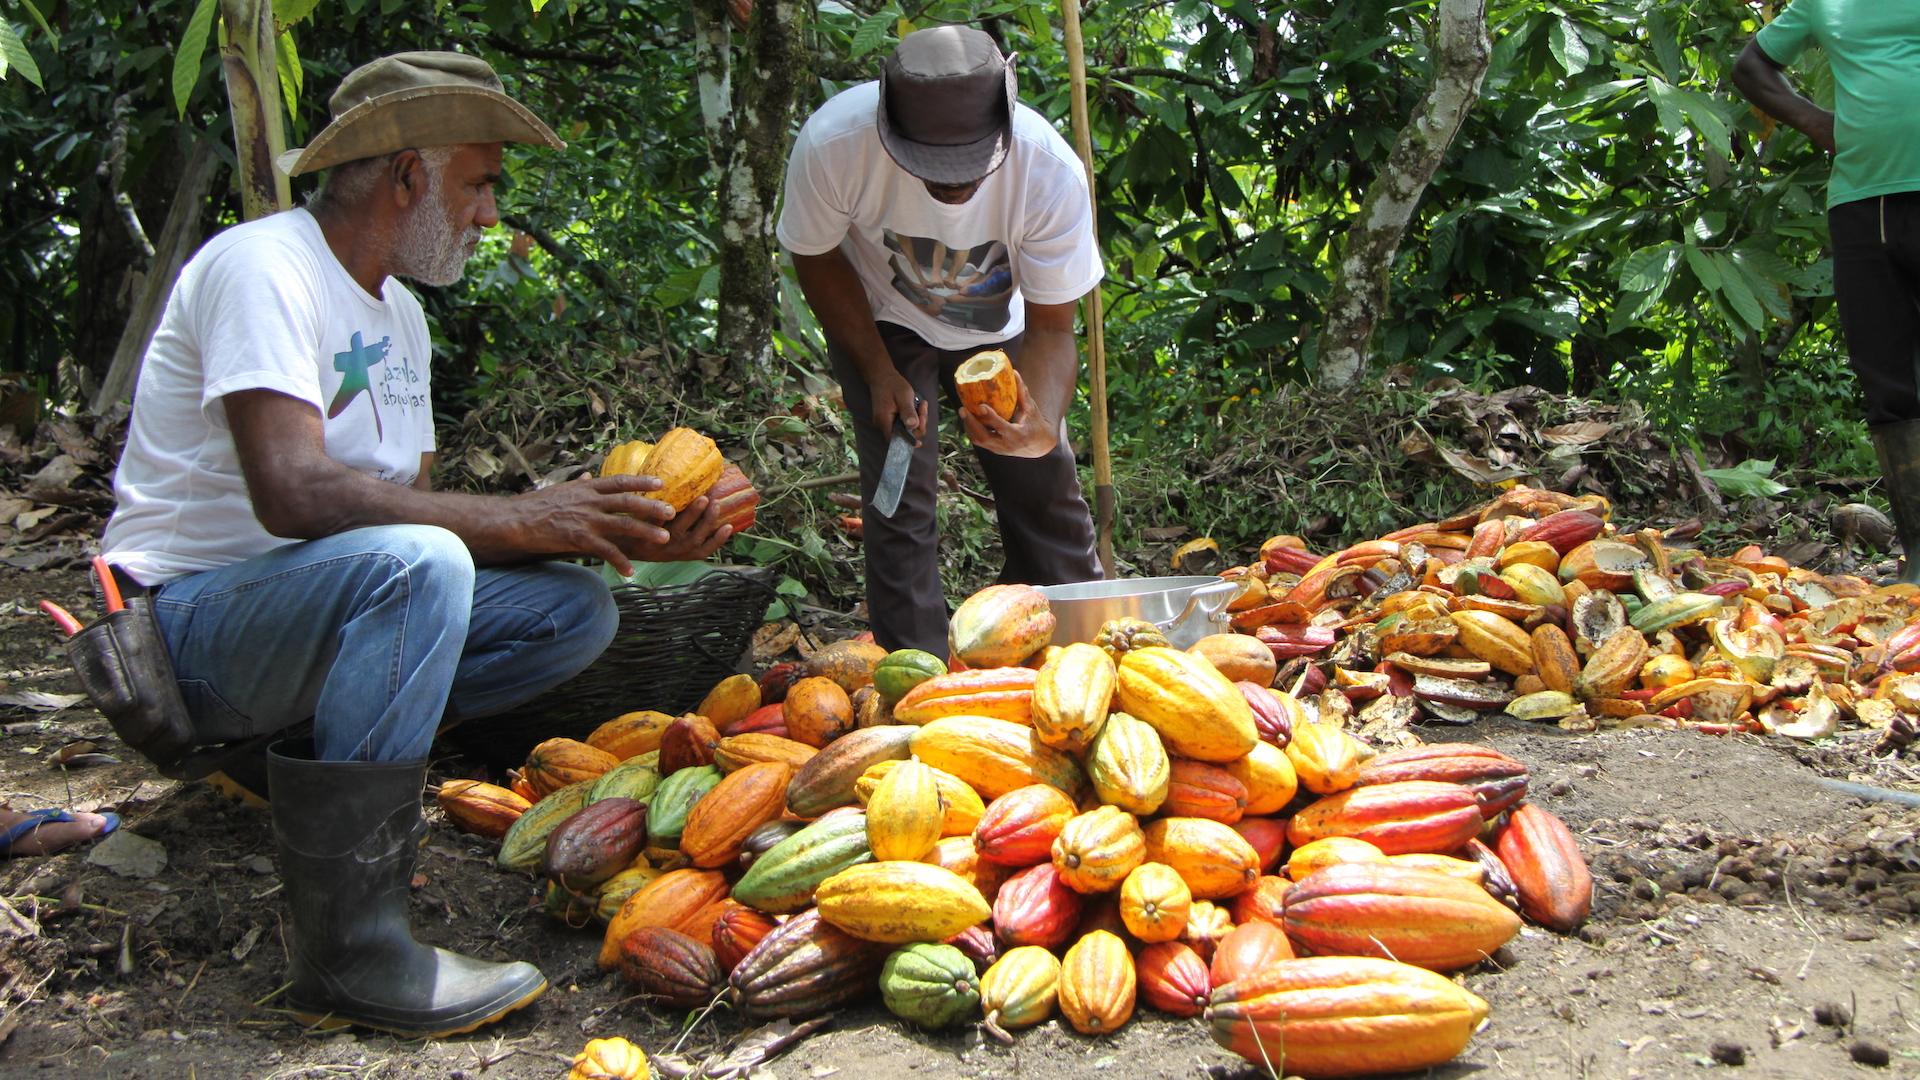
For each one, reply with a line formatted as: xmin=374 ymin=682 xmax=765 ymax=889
xmin=1808 ymin=109 xmax=1837 ymax=155
xmin=871 ymin=371 xmax=928 ymax=443
xmin=617 ymin=494 xmax=733 ymax=566
xmin=509 ymin=474 xmax=683 ymax=577
xmin=961 ymin=370 xmax=1058 ymax=458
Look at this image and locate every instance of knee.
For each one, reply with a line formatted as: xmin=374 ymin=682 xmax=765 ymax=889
xmin=362 ymin=524 xmax=476 ymax=595
xmin=544 ymin=562 xmax=619 ymax=653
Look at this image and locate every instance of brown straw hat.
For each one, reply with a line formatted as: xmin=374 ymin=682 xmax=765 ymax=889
xmin=876 ymin=26 xmax=1017 ymax=186
xmin=276 ymin=51 xmax=563 ymax=178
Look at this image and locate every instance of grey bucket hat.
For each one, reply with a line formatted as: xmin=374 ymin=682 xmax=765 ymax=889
xmin=876 ymin=26 xmax=1017 ymax=186
xmin=276 ymin=51 xmax=563 ymax=178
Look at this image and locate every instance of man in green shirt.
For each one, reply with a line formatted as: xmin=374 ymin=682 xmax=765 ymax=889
xmin=1733 ymin=2 xmax=1920 ymax=584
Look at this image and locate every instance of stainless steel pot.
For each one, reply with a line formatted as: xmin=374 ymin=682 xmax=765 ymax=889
xmin=1038 ymin=576 xmax=1239 ymax=650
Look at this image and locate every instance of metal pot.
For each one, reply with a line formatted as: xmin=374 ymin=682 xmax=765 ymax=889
xmin=1038 ymin=576 xmax=1239 ymax=650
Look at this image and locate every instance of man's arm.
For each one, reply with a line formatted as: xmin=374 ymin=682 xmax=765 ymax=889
xmin=962 ymin=298 xmax=1080 ymax=459
xmin=415 ymin=452 xmax=435 ymax=491
xmin=1731 ymin=39 xmax=1836 ymax=155
xmin=226 ymin=389 xmax=728 ymax=576
xmin=792 ymin=249 xmax=928 ymax=442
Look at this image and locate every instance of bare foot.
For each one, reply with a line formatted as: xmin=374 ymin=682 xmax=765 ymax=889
xmin=0 ymin=808 xmax=117 ymax=856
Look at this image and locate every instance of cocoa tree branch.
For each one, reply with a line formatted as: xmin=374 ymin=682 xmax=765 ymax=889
xmin=500 ymin=213 xmax=620 ymax=297
xmin=484 ymin=35 xmax=624 ymax=68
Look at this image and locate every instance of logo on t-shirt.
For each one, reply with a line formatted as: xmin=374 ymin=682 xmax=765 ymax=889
xmin=329 ymin=330 xmax=392 ymax=441
xmin=883 ymin=232 xmax=1013 ymax=333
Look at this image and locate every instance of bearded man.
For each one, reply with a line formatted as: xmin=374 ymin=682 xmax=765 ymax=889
xmin=98 ymin=52 xmax=727 ymax=1037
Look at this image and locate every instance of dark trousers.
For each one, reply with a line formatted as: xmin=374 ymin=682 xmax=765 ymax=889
xmin=1832 ymin=191 xmax=1920 ymax=424
xmin=829 ymin=322 xmax=1102 ymax=658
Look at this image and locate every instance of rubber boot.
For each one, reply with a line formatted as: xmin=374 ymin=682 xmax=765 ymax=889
xmin=1871 ymin=420 xmax=1920 ymax=586
xmin=268 ymin=739 xmax=547 ymax=1037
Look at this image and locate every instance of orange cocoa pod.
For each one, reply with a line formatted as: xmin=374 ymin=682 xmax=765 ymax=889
xmin=587 ymin=710 xmax=676 ymax=760
xmin=1142 ymin=817 xmax=1261 ymax=899
xmin=638 ymin=427 xmax=724 ymax=511
xmin=893 ymin=667 xmax=1037 ymax=726
xmin=955 ymin=348 xmax=1018 ymax=419
xmin=1285 ymin=836 xmax=1386 ymax=881
xmin=599 ymin=867 xmax=729 ymax=969
xmin=1229 ymin=874 xmax=1290 ymax=927
xmin=1282 ymin=863 xmax=1520 ymax=972
xmin=1051 ymin=805 xmax=1146 ymax=894
xmin=1207 ymin=957 xmax=1490 ymax=1076
xmin=1179 ymin=899 xmax=1234 ymax=962
xmin=524 ymin=738 xmax=619 ymax=798
xmin=1231 ymin=817 xmax=1288 ymax=874
xmin=1495 ymin=803 xmax=1593 ymax=932
xmin=1531 ymin=623 xmax=1581 ymax=694
xmin=711 ymin=901 xmax=779 ymax=975
xmin=1354 ymin=742 xmax=1529 ymax=820
xmin=1187 ymin=633 xmax=1277 ymax=687
xmin=436 ymin=779 xmax=530 ymax=840
xmin=782 ymin=677 xmax=854 ymax=749
xmin=695 ymin=674 xmax=761 ymax=731
xmin=679 ymin=762 xmax=792 ymax=869
xmin=1118 ymin=861 xmax=1191 ymax=943
xmin=1058 ymin=930 xmax=1136 ymax=1035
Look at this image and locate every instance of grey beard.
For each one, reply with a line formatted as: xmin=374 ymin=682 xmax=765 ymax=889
xmin=391 ymin=169 xmax=481 ymax=287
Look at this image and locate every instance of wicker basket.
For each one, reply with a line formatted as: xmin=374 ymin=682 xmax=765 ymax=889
xmin=446 ymin=565 xmax=779 ymax=765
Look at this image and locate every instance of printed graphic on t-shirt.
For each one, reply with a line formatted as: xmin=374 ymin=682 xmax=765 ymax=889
xmin=325 ymin=329 xmax=428 ymax=446
xmin=328 ymin=330 xmax=392 ymax=440
xmin=883 ymin=231 xmax=1014 ymax=333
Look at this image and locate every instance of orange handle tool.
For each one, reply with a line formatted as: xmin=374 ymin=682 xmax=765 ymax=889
xmin=39 ymin=599 xmax=82 ymax=637
xmin=91 ymin=556 xmax=125 ymax=613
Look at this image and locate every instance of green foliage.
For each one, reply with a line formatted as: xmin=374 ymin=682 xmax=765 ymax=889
xmin=172 ymin=0 xmax=217 ymax=118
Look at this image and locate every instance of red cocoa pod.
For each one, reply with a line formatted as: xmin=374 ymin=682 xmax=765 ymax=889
xmin=727 ymin=702 xmax=789 ymax=738
xmin=616 ymin=926 xmax=726 ymax=1006
xmin=974 ymin=784 xmax=1078 ymax=868
xmin=711 ymin=901 xmax=779 ymax=975
xmin=1136 ymin=941 xmax=1211 ymax=1017
xmin=1354 ymin=743 xmax=1529 ymax=820
xmin=541 ymin=797 xmax=647 ymax=891
xmin=1495 ymin=803 xmax=1593 ymax=932
xmin=757 ymin=662 xmax=803 ymax=706
xmin=1237 ymin=681 xmax=1296 ymax=747
xmin=992 ymin=862 xmax=1084 ymax=950
xmin=1210 ymin=920 xmax=1294 ymax=987
xmin=1232 ymin=818 xmax=1289 ymax=874
xmin=660 ymin=715 xmax=721 ymax=775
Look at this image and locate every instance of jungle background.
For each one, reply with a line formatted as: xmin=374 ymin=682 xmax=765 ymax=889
xmin=0 ymin=0 xmax=1869 ymax=606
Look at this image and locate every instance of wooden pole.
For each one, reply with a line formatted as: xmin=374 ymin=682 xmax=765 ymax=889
xmin=1060 ymin=0 xmax=1116 ymax=577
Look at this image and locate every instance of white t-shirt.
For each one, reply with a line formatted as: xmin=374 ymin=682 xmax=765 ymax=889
xmin=103 ymin=208 xmax=435 ymax=585
xmin=777 ymin=81 xmax=1103 ymax=351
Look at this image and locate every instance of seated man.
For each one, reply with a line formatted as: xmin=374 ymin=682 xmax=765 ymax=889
xmin=99 ymin=52 xmax=728 ymax=1037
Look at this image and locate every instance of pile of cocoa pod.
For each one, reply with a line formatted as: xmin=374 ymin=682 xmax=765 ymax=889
xmin=444 ymin=616 xmax=1593 ymax=1074
xmin=1230 ymin=485 xmax=1920 ymax=748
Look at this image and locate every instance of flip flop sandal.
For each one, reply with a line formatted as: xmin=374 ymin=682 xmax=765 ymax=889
xmin=0 ymin=807 xmax=121 ymax=857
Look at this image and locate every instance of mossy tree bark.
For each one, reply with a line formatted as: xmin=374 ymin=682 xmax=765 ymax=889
xmin=218 ymin=0 xmax=290 ymax=220
xmin=1317 ymin=0 xmax=1489 ymax=386
xmin=694 ymin=0 xmax=807 ymax=375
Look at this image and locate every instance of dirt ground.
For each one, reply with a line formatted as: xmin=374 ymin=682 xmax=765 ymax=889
xmin=4 ymin=564 xmax=1920 ymax=1079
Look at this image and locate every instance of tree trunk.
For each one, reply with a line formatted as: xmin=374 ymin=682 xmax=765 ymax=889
xmin=219 ymin=0 xmax=290 ymax=220
xmin=1316 ymin=0 xmax=1489 ymax=386
xmin=696 ymin=0 xmax=807 ymax=375
xmin=93 ymin=142 xmax=222 ymax=412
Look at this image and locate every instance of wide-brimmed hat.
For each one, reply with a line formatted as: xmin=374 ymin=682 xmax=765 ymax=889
xmin=276 ymin=51 xmax=563 ymax=178
xmin=876 ymin=26 xmax=1017 ymax=186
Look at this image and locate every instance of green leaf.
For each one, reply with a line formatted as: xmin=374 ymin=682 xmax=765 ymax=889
xmin=276 ymin=31 xmax=302 ymax=111
xmin=1645 ymin=77 xmax=1687 ymax=144
xmin=1617 ymin=242 xmax=1678 ymax=294
xmin=1682 ymin=244 xmax=1720 ymax=291
xmin=0 ymin=20 xmax=42 ymax=88
xmin=851 ymin=12 xmax=894 ymax=57
xmin=1712 ymin=253 xmax=1767 ymax=331
xmin=173 ymin=0 xmax=220 ymax=119
xmin=275 ymin=0 xmax=323 ymax=25
xmin=530 ymin=0 xmax=555 ymax=12
xmin=1702 ymin=459 xmax=1788 ymax=499
xmin=1675 ymin=89 xmax=1732 ymax=157
xmin=1646 ymin=10 xmax=1681 ymax=83
xmin=19 ymin=0 xmax=56 ymax=49
xmin=1548 ymin=19 xmax=1588 ymax=77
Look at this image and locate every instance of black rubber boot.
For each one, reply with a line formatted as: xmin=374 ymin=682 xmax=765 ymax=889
xmin=1871 ymin=420 xmax=1920 ymax=586
xmin=267 ymin=739 xmax=547 ymax=1037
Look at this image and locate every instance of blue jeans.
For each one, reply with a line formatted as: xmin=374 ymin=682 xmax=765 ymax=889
xmin=148 ymin=525 xmax=618 ymax=762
